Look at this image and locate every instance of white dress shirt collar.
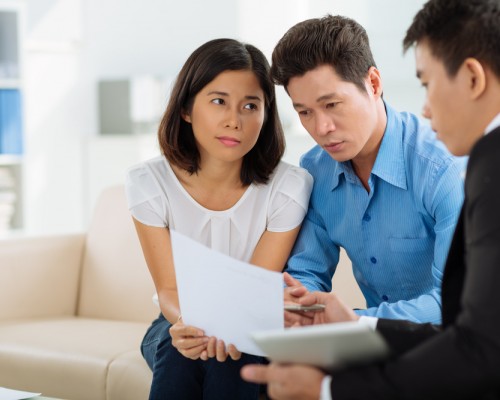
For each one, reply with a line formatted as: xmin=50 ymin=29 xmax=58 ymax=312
xmin=485 ymin=113 xmax=500 ymax=135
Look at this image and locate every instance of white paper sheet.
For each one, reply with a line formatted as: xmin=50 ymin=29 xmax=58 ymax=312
xmin=0 ymin=387 xmax=41 ymax=400
xmin=170 ymin=230 xmax=284 ymax=356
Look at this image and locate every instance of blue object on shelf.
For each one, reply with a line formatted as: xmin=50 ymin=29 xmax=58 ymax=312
xmin=0 ymin=89 xmax=23 ymax=154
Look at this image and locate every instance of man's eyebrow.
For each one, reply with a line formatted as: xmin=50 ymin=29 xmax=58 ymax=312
xmin=316 ymin=93 xmax=339 ymax=102
xmin=293 ymin=92 xmax=339 ymax=109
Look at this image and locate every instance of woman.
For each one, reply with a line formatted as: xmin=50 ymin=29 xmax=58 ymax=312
xmin=125 ymin=38 xmax=313 ymax=400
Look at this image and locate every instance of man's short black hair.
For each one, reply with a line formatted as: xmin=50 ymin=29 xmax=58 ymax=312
xmin=271 ymin=15 xmax=377 ymax=93
xmin=404 ymin=0 xmax=500 ymax=78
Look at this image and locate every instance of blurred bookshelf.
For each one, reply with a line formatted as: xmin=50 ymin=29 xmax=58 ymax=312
xmin=0 ymin=2 xmax=24 ymax=234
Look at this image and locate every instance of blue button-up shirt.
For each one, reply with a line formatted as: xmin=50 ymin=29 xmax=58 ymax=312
xmin=286 ymin=103 xmax=466 ymax=323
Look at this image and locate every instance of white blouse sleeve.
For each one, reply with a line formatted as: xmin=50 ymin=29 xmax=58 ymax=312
xmin=267 ymin=165 xmax=313 ymax=232
xmin=124 ymin=164 xmax=168 ymax=228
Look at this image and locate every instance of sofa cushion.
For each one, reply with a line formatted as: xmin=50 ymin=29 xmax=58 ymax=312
xmin=107 ymin=350 xmax=152 ymax=400
xmin=0 ymin=317 xmax=150 ymax=400
xmin=0 ymin=234 xmax=84 ymax=320
xmin=77 ymin=186 xmax=158 ymax=323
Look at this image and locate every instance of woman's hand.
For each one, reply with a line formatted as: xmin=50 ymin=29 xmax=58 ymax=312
xmin=169 ymin=319 xmax=209 ymax=360
xmin=201 ymin=337 xmax=242 ymax=362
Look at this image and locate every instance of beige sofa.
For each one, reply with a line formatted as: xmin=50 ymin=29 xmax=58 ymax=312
xmin=0 ymin=186 xmax=157 ymax=400
xmin=0 ymin=185 xmax=365 ymax=400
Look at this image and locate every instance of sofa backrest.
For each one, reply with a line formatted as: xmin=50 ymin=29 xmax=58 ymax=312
xmin=77 ymin=185 xmax=158 ymax=322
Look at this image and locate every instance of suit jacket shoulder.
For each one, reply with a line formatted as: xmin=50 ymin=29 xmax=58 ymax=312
xmin=331 ymin=127 xmax=500 ymax=400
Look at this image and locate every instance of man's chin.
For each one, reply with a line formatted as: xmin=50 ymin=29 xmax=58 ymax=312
xmin=326 ymin=153 xmax=351 ymax=163
xmin=440 ymin=137 xmax=469 ymax=157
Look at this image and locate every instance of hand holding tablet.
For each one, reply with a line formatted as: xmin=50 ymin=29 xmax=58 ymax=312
xmin=251 ymin=321 xmax=389 ymax=371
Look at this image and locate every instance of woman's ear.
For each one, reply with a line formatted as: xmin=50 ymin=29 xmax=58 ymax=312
xmin=181 ymin=109 xmax=192 ymax=123
xmin=463 ymin=57 xmax=486 ymax=100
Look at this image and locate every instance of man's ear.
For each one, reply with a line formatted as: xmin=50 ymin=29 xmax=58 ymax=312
xmin=181 ymin=109 xmax=192 ymax=123
xmin=463 ymin=57 xmax=486 ymax=100
xmin=366 ymin=66 xmax=383 ymax=99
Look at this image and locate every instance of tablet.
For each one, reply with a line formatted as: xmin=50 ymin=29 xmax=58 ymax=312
xmin=251 ymin=321 xmax=389 ymax=371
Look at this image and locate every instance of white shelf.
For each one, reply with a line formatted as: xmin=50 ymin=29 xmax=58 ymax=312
xmin=0 ymin=154 xmax=22 ymax=165
xmin=0 ymin=78 xmax=21 ymax=89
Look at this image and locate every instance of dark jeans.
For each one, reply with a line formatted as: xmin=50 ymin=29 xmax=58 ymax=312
xmin=141 ymin=313 xmax=264 ymax=400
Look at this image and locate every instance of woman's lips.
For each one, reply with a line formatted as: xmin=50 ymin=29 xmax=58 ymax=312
xmin=217 ymin=136 xmax=241 ymax=147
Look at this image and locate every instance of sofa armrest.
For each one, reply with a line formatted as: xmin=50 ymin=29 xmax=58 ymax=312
xmin=0 ymin=234 xmax=86 ymax=320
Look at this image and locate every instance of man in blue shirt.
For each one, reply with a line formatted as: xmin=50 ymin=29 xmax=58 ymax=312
xmin=273 ymin=15 xmax=465 ymax=323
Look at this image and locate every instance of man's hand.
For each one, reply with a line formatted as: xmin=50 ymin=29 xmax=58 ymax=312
xmin=284 ymin=272 xmax=359 ymax=326
xmin=294 ymin=290 xmax=360 ymax=326
xmin=284 ymin=272 xmax=309 ymax=302
xmin=241 ymin=362 xmax=325 ymax=400
xmin=283 ymin=272 xmax=315 ymax=327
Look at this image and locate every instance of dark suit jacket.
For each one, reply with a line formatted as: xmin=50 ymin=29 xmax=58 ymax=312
xmin=331 ymin=127 xmax=500 ymax=400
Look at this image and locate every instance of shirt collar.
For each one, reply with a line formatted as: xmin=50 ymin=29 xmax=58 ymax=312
xmin=330 ymin=103 xmax=407 ymax=191
xmin=370 ymin=103 xmax=408 ymax=190
xmin=330 ymin=159 xmax=355 ymax=190
xmin=485 ymin=113 xmax=500 ymax=135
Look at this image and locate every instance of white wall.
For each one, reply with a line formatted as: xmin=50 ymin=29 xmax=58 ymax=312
xmin=23 ymin=0 xmax=86 ymax=235
xmin=20 ymin=0 xmax=426 ymax=236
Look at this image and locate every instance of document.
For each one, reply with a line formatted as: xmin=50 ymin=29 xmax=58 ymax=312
xmin=170 ymin=230 xmax=284 ymax=356
xmin=0 ymin=387 xmax=41 ymax=400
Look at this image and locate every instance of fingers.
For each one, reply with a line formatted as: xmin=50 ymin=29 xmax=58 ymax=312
xmin=216 ymin=339 xmax=228 ymax=362
xmin=284 ymin=309 xmax=314 ymax=327
xmin=284 ymin=286 xmax=308 ymax=303
xmin=179 ymin=342 xmax=209 ymax=360
xmin=202 ymin=338 xmax=241 ymax=362
xmin=227 ymin=344 xmax=242 ymax=361
xmin=242 ymin=363 xmax=326 ymax=400
xmin=283 ymin=273 xmax=309 ymax=304
xmin=283 ymin=272 xmax=302 ymax=288
xmin=206 ymin=336 xmax=217 ymax=358
xmin=170 ymin=322 xmax=205 ymax=338
xmin=240 ymin=364 xmax=270 ymax=384
xmin=169 ymin=322 xmax=208 ymax=360
xmin=298 ymin=291 xmax=320 ymax=306
xmin=203 ymin=338 xmax=230 ymax=362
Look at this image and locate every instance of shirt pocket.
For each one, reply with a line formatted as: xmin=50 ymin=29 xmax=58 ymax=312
xmin=389 ymin=237 xmax=430 ymax=253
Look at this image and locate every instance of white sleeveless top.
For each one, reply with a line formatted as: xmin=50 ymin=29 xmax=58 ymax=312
xmin=125 ymin=156 xmax=313 ymax=262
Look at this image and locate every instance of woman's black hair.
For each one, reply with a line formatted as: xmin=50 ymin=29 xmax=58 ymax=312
xmin=158 ymin=38 xmax=285 ymax=185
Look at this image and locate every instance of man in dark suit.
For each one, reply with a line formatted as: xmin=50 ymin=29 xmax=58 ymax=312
xmin=241 ymin=0 xmax=500 ymax=398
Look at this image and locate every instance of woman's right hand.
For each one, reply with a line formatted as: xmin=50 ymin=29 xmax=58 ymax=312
xmin=169 ymin=319 xmax=209 ymax=360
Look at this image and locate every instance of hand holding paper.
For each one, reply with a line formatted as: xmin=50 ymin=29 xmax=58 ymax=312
xmin=170 ymin=230 xmax=284 ymax=356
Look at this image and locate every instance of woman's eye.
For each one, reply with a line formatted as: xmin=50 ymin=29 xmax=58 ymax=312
xmin=326 ymin=102 xmax=336 ymax=109
xmin=244 ymin=103 xmax=258 ymax=110
xmin=298 ymin=110 xmax=310 ymax=116
xmin=211 ymin=98 xmax=225 ymax=105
